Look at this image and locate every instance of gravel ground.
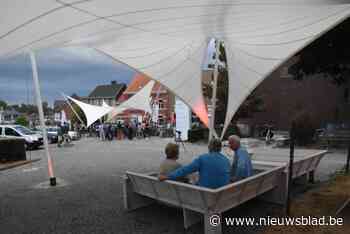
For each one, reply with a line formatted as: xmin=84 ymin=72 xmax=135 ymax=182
xmin=0 ymin=137 xmax=347 ymax=234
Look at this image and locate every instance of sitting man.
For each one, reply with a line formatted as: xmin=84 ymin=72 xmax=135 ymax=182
xmin=159 ymin=138 xmax=231 ymax=189
xmin=228 ymin=135 xmax=253 ymax=182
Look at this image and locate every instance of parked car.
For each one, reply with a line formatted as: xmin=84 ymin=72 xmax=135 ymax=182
xmin=47 ymin=127 xmax=59 ymax=143
xmin=68 ymin=130 xmax=79 ymax=140
xmin=0 ymin=125 xmax=43 ymax=150
xmin=32 ymin=126 xmax=59 ymax=144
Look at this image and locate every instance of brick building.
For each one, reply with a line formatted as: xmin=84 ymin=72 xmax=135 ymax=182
xmin=117 ymin=73 xmax=175 ymax=126
xmin=239 ymin=57 xmax=350 ymax=130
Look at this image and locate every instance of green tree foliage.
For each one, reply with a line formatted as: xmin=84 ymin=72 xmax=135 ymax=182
xmin=8 ymin=103 xmax=53 ymax=115
xmin=203 ymin=40 xmax=265 ymax=126
xmin=0 ymin=100 xmax=7 ymax=109
xmin=290 ymin=17 xmax=350 ymax=85
xmin=15 ymin=116 xmax=29 ymax=127
xmin=293 ymin=111 xmax=316 ymax=146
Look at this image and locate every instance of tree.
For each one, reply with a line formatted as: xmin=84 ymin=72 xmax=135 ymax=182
xmin=290 ymin=17 xmax=350 ymax=85
xmin=204 ymin=40 xmax=265 ymax=126
xmin=0 ymin=100 xmax=7 ymax=110
xmin=15 ymin=116 xmax=29 ymax=127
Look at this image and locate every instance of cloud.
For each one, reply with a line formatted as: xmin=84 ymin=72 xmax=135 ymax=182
xmin=0 ymin=47 xmax=135 ymax=106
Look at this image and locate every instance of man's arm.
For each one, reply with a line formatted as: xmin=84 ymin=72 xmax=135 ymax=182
xmin=159 ymin=158 xmax=200 ymax=181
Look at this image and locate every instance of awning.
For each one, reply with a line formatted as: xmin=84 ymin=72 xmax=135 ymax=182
xmin=1 ymin=0 xmax=349 ymax=136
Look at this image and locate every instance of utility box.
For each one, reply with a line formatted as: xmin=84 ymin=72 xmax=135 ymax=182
xmin=0 ymin=138 xmax=26 ymax=161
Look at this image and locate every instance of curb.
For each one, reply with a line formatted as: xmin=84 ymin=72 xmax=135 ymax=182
xmin=0 ymin=158 xmax=41 ymax=171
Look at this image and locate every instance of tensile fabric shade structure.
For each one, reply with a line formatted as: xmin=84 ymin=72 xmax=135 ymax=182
xmin=65 ymin=95 xmax=114 ymax=127
xmin=1 ymin=0 xmax=350 ymax=137
xmin=107 ymin=80 xmax=154 ymax=121
xmin=64 ymin=80 xmax=154 ymax=127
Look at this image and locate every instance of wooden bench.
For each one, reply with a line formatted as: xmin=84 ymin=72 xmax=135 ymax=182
xmin=319 ymin=130 xmax=350 ymax=148
xmin=122 ymin=151 xmax=326 ymax=234
xmin=253 ymin=150 xmax=327 ymax=183
xmin=123 ymin=166 xmax=286 ymax=234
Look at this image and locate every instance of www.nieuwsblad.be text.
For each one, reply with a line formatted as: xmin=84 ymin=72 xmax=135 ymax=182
xmin=209 ymin=215 xmax=344 ymax=227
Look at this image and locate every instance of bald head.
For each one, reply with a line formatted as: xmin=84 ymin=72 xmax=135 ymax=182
xmin=228 ymin=135 xmax=241 ymax=151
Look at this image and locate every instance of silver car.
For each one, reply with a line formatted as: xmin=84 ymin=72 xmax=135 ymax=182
xmin=0 ymin=125 xmax=43 ymax=150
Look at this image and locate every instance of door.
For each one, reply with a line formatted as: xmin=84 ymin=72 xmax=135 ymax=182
xmin=4 ymin=127 xmax=22 ymax=139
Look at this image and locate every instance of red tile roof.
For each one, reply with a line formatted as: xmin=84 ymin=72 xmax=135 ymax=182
xmin=124 ymin=73 xmax=166 ymax=94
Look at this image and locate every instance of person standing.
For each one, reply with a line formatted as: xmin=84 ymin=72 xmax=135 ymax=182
xmin=57 ymin=123 xmax=63 ymax=147
xmin=99 ymin=123 xmax=105 ymax=141
xmin=228 ymin=135 xmax=253 ymax=182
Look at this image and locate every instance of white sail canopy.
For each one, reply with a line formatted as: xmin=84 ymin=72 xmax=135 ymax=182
xmin=1 ymin=0 xmax=350 ymax=135
xmin=107 ymin=80 xmax=154 ymax=120
xmin=65 ymin=95 xmax=113 ymax=127
xmin=64 ymin=80 xmax=154 ymax=126
xmin=102 ymin=100 xmax=110 ymax=108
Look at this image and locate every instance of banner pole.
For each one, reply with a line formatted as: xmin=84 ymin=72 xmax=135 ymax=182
xmin=30 ymin=51 xmax=56 ymax=186
xmin=209 ymin=39 xmax=220 ymax=141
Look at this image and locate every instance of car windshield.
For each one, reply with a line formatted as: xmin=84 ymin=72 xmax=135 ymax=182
xmin=47 ymin=128 xmax=58 ymax=132
xmin=14 ymin=126 xmax=35 ymax=135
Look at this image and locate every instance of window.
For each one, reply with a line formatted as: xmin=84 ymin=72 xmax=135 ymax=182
xmin=5 ymin=128 xmax=20 ymax=137
xmin=158 ymin=117 xmax=164 ymax=125
xmin=158 ymin=100 xmax=164 ymax=109
xmin=0 ymin=127 xmax=3 ymax=135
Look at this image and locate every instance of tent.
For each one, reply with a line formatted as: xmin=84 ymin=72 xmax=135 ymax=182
xmin=64 ymin=80 xmax=154 ymax=126
xmin=1 ymin=0 xmax=350 ymax=184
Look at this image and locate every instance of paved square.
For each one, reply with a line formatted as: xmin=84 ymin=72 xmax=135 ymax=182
xmin=0 ymin=137 xmax=347 ymax=234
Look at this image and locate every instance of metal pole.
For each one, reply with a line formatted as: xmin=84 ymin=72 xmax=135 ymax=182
xmin=30 ymin=52 xmax=56 ymax=186
xmin=286 ymin=121 xmax=296 ymax=216
xmin=346 ymin=141 xmax=350 ymax=174
xmin=209 ymin=39 xmax=220 ymax=141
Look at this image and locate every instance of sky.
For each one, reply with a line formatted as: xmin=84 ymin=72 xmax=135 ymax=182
xmin=0 ymin=47 xmax=135 ymax=107
xmin=0 ymin=41 xmax=215 ymax=108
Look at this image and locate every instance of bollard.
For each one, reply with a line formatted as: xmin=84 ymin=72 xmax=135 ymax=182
xmin=286 ymin=121 xmax=296 ymax=216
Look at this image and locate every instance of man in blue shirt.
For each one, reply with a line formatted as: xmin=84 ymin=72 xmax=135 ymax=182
xmin=228 ymin=135 xmax=253 ymax=182
xmin=158 ymin=138 xmax=231 ymax=189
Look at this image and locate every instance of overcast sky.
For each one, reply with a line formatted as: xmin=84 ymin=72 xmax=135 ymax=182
xmin=0 ymin=47 xmax=135 ymax=107
xmin=0 ymin=40 xmax=215 ymax=107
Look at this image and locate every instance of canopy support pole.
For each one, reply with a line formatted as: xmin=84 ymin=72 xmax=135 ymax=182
xmin=30 ymin=51 xmax=56 ymax=186
xmin=209 ymin=39 xmax=220 ymax=141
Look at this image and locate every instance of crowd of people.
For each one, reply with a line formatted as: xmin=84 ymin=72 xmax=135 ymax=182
xmin=91 ymin=120 xmax=152 ymax=141
xmin=158 ymin=135 xmax=253 ymax=189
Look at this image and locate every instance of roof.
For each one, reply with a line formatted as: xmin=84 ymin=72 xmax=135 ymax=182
xmin=54 ymin=100 xmax=66 ymax=111
xmin=124 ymin=73 xmax=167 ymax=94
xmin=88 ymin=82 xmax=126 ymax=98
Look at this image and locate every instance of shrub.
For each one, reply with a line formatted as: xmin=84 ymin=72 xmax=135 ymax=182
xmin=15 ymin=116 xmax=29 ymax=127
xmin=292 ymin=112 xmax=316 ymax=146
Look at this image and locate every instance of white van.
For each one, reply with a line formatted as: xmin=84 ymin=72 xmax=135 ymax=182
xmin=0 ymin=125 xmax=43 ymax=149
